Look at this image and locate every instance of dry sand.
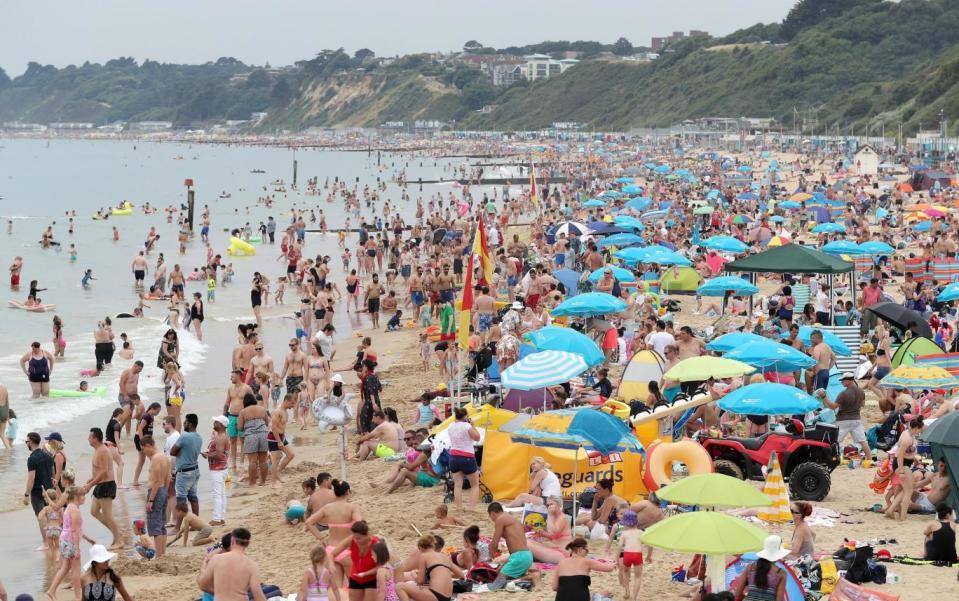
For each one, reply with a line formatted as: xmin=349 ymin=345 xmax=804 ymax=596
xmin=109 ymin=156 xmax=958 ymax=601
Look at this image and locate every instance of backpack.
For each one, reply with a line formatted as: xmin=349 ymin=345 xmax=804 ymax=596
xmin=466 ymin=561 xmax=498 ymax=584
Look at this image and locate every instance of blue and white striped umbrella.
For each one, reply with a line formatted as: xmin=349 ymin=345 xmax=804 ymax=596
xmin=501 ymin=350 xmax=590 ymax=391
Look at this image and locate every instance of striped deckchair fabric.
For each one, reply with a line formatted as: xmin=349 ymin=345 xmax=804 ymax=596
xmin=903 ymin=257 xmax=931 ymax=283
xmin=820 ymin=325 xmax=864 ymax=374
xmin=791 ymin=284 xmax=810 ymax=312
xmin=930 ymin=260 xmax=959 ymax=285
xmin=914 ymin=353 xmax=959 ymax=376
xmin=850 ymin=256 xmax=873 ymax=276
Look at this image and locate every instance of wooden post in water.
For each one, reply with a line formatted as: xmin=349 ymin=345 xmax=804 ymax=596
xmin=293 ymin=159 xmax=298 ymax=189
xmin=187 ymin=190 xmax=195 ymax=231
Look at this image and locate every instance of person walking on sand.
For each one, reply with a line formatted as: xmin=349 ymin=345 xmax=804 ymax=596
xmin=83 ymin=427 xmax=122 ymax=550
xmin=20 ymin=341 xmax=54 ymax=398
xmin=269 ymin=393 xmax=296 ymax=488
xmin=197 ymin=527 xmax=268 ymax=601
xmin=171 ymin=413 xmax=203 ymax=532
xmin=202 ymin=416 xmax=230 ymax=526
xmin=23 ymin=431 xmax=54 ymax=548
xmin=47 ymin=486 xmax=96 ymax=601
xmin=141 ymin=435 xmax=170 ymax=558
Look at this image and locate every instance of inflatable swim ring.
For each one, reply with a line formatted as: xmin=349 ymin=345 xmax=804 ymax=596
xmin=111 ymin=208 xmax=133 ymax=216
xmin=248 ymin=236 xmax=262 ymax=244
xmin=227 ymin=237 xmax=256 ymax=256
xmin=49 ymin=387 xmax=108 ymax=398
xmin=601 ymin=399 xmax=630 ymax=420
xmin=642 ymin=438 xmax=713 ymax=491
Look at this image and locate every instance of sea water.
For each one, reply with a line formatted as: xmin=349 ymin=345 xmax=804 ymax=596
xmin=0 ymin=137 xmax=476 ymax=594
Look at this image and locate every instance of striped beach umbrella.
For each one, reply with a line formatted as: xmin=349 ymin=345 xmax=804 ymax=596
xmin=879 ymin=366 xmax=959 ymax=391
xmin=501 ymin=350 xmax=589 ymax=391
xmin=757 ymin=453 xmax=791 ymax=522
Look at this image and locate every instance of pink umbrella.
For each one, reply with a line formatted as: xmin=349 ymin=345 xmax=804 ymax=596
xmin=924 ymin=208 xmax=946 ymax=218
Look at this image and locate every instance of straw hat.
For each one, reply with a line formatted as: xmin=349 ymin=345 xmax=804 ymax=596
xmin=83 ymin=544 xmax=117 ymax=571
xmin=755 ymin=535 xmax=789 ymax=562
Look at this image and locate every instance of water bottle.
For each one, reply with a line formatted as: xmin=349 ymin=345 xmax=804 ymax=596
xmin=887 ymin=573 xmax=901 ymax=584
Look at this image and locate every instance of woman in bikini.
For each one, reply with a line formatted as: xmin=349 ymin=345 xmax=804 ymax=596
xmin=308 ymin=342 xmax=331 ymax=400
xmin=397 ymin=535 xmax=464 ymax=601
xmin=887 ymin=415 xmax=924 ymax=522
xmin=305 ymin=480 xmax=363 ymax=585
xmin=528 ymin=496 xmax=573 ymax=564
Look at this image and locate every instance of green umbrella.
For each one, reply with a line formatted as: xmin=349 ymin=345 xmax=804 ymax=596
xmin=663 ymin=356 xmax=756 ymax=382
xmin=920 ymin=411 xmax=959 ymax=445
xmin=694 ymin=206 xmax=715 ymax=215
xmin=654 ymin=473 xmax=771 ymax=508
xmin=641 ymin=512 xmax=768 ymax=555
xmin=642 ymin=512 xmax=768 ymax=590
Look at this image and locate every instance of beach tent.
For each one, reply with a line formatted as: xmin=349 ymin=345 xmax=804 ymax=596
xmin=616 ymin=349 xmax=666 ymax=402
xmin=659 ymin=266 xmax=702 ymax=293
xmin=724 ymin=244 xmax=853 ymax=274
xmin=920 ymin=412 xmax=959 ymax=513
xmin=890 ymin=336 xmax=944 ymax=368
xmin=503 ymin=388 xmax=554 ymax=412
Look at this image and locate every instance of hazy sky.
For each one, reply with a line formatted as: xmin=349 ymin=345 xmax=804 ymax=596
xmin=1 ymin=0 xmax=797 ymax=75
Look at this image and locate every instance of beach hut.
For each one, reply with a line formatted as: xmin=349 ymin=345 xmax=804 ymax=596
xmin=616 ymin=349 xmax=666 ymax=402
xmin=854 ymin=145 xmax=879 ymax=176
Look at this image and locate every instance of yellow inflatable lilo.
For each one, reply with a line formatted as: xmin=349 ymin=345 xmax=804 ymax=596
xmin=227 ymin=237 xmax=256 ymax=256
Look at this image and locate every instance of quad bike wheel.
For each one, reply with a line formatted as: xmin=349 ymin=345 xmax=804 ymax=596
xmin=789 ymin=461 xmax=831 ymax=501
xmin=713 ymin=459 xmax=745 ymax=480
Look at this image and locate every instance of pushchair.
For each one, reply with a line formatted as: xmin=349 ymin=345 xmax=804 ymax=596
xmin=435 ymin=446 xmax=494 ymax=504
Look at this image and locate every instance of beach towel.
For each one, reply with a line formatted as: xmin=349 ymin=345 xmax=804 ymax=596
xmin=829 ymin=577 xmax=900 ymax=601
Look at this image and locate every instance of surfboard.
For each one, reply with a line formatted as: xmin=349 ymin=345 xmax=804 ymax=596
xmin=630 ymin=393 xmax=713 ymax=427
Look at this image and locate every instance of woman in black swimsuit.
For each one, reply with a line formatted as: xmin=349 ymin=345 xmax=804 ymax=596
xmin=398 ymin=535 xmax=463 ymax=601
xmin=552 ymin=538 xmax=615 ymax=601
xmin=251 ymin=272 xmax=264 ymax=329
xmin=190 ymin=292 xmax=205 ymax=341
xmin=20 ymin=341 xmax=53 ymax=398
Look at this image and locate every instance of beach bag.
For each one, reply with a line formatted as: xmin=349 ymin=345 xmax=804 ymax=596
xmin=819 ymin=558 xmax=838 ymax=593
xmin=466 ymin=561 xmax=498 ymax=584
xmin=521 ymin=503 xmax=548 ymax=532
xmin=374 ymin=444 xmax=395 ymax=458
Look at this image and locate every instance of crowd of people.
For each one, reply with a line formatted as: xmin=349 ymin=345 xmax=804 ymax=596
xmin=3 ymin=139 xmax=959 ymax=601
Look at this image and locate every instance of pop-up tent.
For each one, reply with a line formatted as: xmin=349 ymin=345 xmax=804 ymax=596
xmin=616 ymin=350 xmax=665 ymax=402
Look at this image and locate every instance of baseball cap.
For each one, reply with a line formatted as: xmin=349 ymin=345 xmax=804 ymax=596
xmin=45 ymin=432 xmax=64 ymax=443
xmin=840 ymin=372 xmax=855 ymax=380
xmin=133 ymin=519 xmax=146 ymax=531
xmin=212 ymin=415 xmax=229 ymax=428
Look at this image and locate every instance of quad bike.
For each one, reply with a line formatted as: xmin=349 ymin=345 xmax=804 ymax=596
xmin=700 ymin=420 xmax=841 ymax=501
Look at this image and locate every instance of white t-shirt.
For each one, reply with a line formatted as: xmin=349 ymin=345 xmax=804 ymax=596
xmin=448 ymin=421 xmax=476 ymax=456
xmin=646 ymin=331 xmax=675 ymax=355
xmin=313 ymin=331 xmax=334 ymax=358
xmin=164 ymin=430 xmax=181 ymax=457
xmin=814 ymin=290 xmax=829 ymax=313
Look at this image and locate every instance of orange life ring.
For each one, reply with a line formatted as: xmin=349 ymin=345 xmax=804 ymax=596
xmin=642 ymin=438 xmax=713 ymax=491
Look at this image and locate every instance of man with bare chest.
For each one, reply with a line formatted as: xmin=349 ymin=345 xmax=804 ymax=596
xmin=84 ymin=427 xmax=122 ymax=549
xmin=225 ymin=370 xmax=254 ymax=470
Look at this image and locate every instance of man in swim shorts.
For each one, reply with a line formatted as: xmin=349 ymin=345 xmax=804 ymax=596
xmin=85 ymin=427 xmax=122 ymax=549
xmin=487 ymin=502 xmax=533 ymax=587
xmin=132 ymin=251 xmax=149 ymax=289
xmin=280 ymin=338 xmax=308 ymax=395
xmin=225 ymin=370 xmax=254 ymax=470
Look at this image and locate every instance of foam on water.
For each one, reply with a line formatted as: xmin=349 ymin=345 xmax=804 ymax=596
xmin=2 ymin=321 xmax=207 ymax=435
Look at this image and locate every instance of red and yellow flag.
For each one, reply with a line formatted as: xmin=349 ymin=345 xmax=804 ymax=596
xmin=474 ymin=214 xmax=494 ymax=287
xmin=457 ymin=254 xmax=475 ymax=351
